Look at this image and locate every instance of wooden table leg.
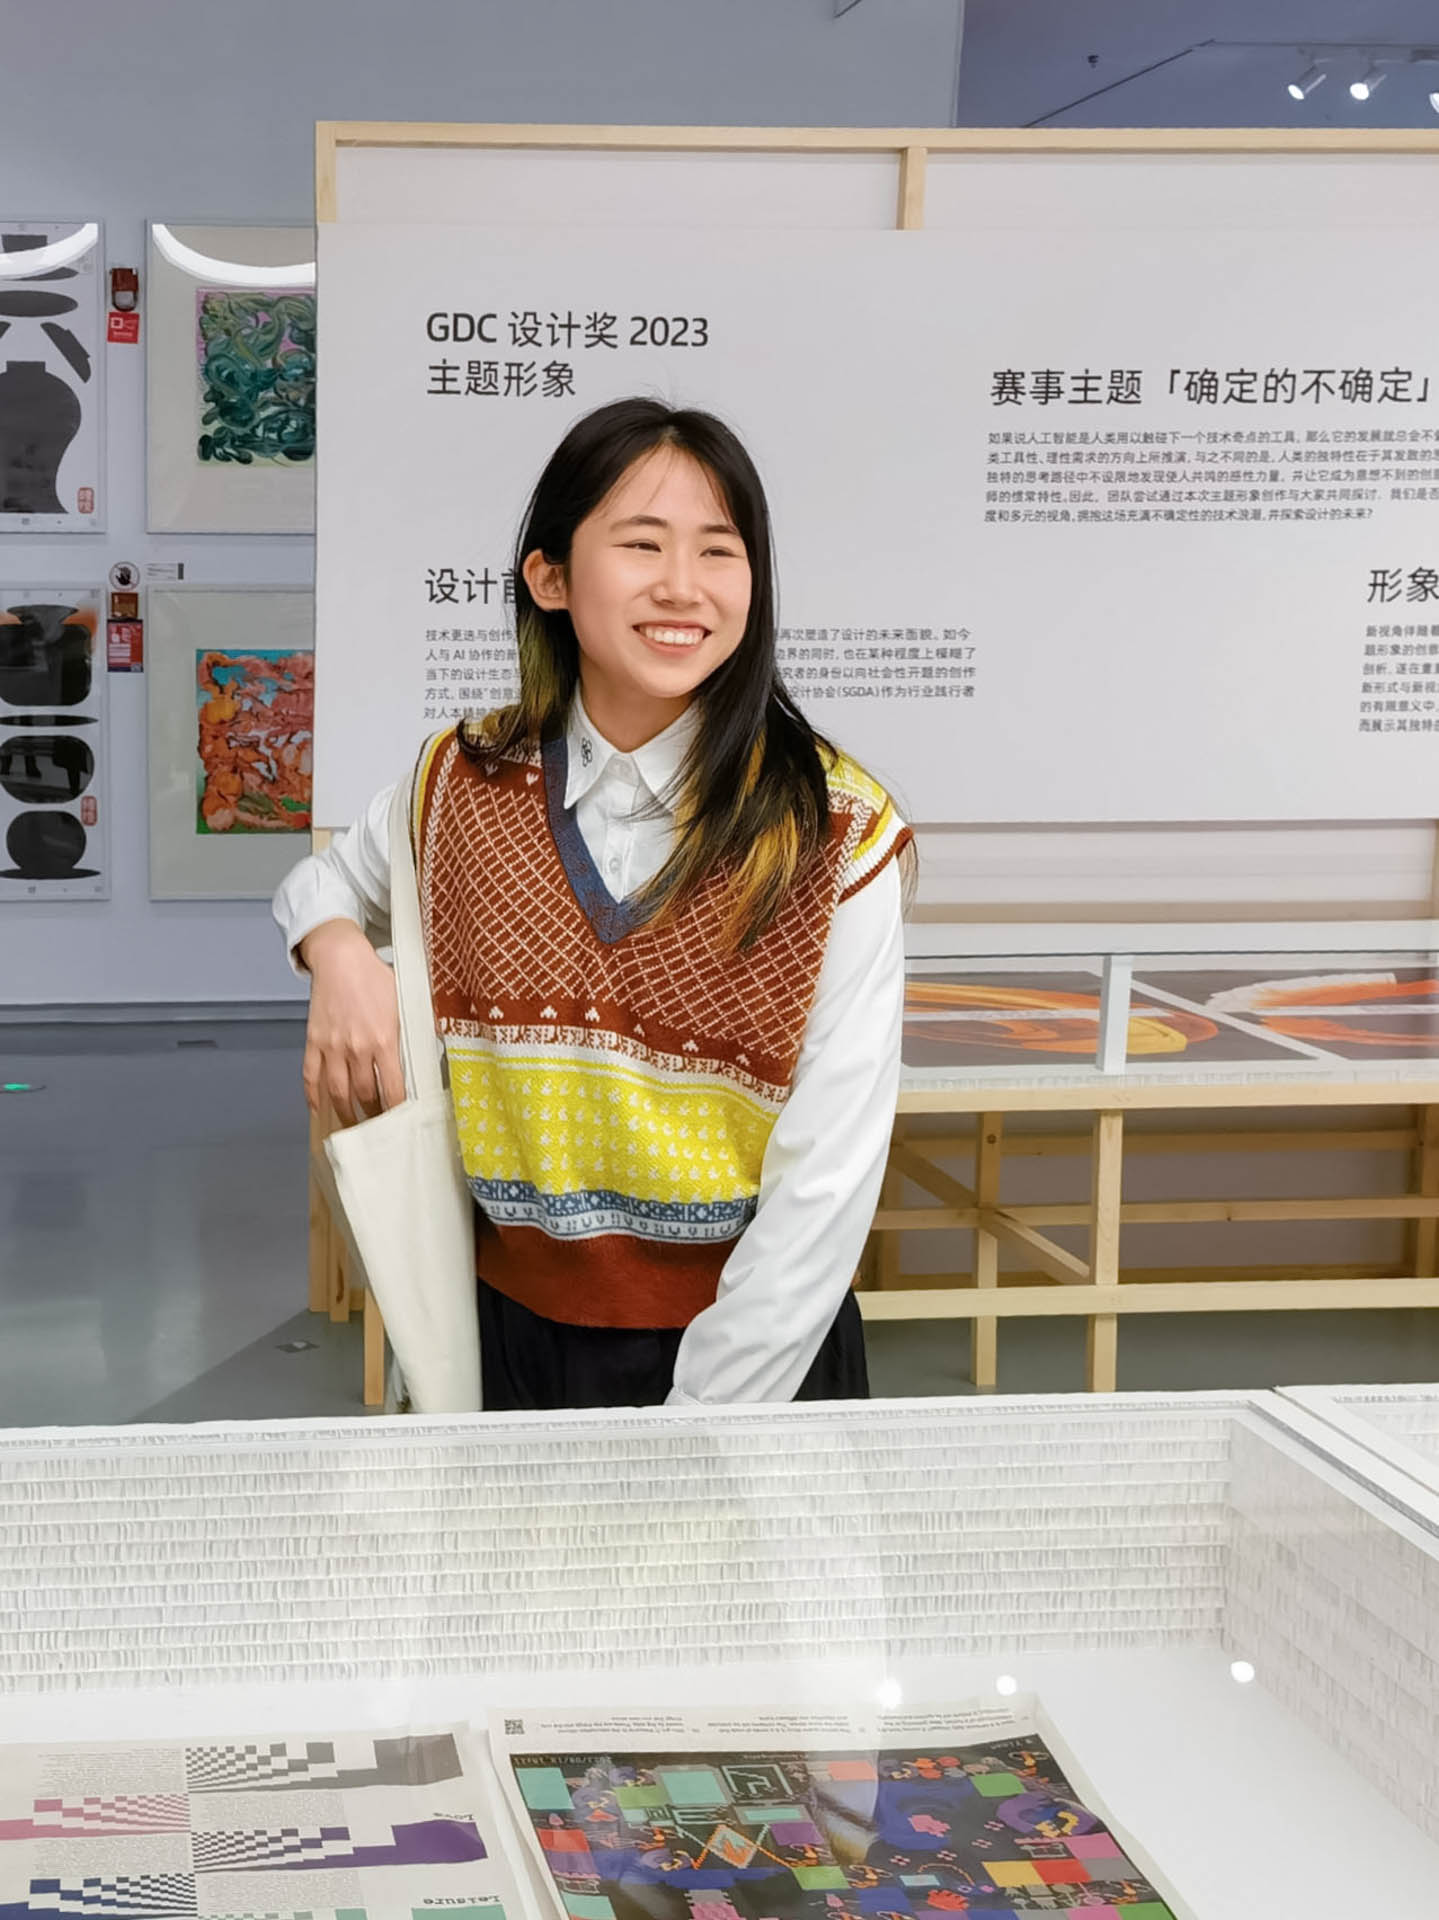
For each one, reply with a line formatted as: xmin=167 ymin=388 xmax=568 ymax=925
xmin=329 ymin=1232 xmax=351 ymax=1323
xmin=972 ymin=1113 xmax=1004 ymax=1389
xmin=1086 ymin=1109 xmax=1124 ymax=1392
xmin=363 ymin=1287 xmax=387 ymax=1408
xmin=313 ymin=1092 xmax=352 ymax=1325
xmin=307 ymin=1105 xmax=330 ymax=1314
xmin=1412 ymin=1104 xmax=1439 ymax=1278
xmin=877 ymin=1150 xmax=904 ymax=1292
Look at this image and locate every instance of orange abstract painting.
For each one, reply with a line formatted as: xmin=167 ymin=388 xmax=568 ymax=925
xmin=195 ymin=648 xmax=312 ymax=833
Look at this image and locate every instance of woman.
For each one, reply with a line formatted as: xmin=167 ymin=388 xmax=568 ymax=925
xmin=275 ymin=397 xmax=911 ymax=1411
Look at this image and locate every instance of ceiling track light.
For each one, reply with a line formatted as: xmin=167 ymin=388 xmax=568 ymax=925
xmin=1350 ymin=60 xmax=1386 ymax=101
xmin=1282 ymin=43 xmax=1439 ymax=109
xmin=1414 ymin=47 xmax=1439 ymax=113
xmin=1287 ymin=61 xmax=1326 ymax=101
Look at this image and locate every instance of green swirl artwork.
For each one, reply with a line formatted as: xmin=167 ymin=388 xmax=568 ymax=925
xmin=195 ymin=287 xmax=315 ymax=466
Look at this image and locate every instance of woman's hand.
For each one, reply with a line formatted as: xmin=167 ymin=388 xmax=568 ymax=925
xmin=299 ymin=919 xmax=406 ymax=1122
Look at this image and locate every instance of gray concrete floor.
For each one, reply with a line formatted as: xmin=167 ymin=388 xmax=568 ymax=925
xmin=3 ymin=1018 xmax=1439 ymax=1426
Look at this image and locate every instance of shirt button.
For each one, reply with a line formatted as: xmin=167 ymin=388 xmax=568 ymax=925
xmin=607 ymin=857 xmax=621 ymax=876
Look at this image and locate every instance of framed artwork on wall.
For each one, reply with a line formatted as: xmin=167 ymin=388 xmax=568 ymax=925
xmin=147 ymin=586 xmax=314 ymax=899
xmin=0 ymin=587 xmax=109 ymax=900
xmin=0 ymin=221 xmax=104 ymax=533
xmin=146 ymin=223 xmax=316 ymax=533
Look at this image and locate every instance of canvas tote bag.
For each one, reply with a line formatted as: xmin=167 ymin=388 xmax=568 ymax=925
xmin=324 ymin=775 xmax=481 ymax=1412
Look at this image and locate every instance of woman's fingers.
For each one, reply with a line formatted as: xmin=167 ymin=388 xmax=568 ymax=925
xmin=302 ymin=939 xmax=403 ymax=1123
xmin=347 ymin=1044 xmax=386 ymax=1120
xmin=326 ymin=1064 xmax=358 ymax=1127
xmin=307 ymin=1041 xmax=395 ymax=1125
xmin=302 ymin=1041 xmax=322 ymax=1114
xmin=375 ymin=1041 xmax=407 ymax=1112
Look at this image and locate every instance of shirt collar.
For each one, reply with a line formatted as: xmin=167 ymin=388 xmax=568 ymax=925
xmin=564 ymin=692 xmax=699 ymax=813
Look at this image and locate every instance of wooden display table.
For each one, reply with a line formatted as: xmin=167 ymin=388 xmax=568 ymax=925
xmin=862 ymin=1066 xmax=1439 ymax=1392
xmin=310 ymin=1065 xmax=1439 ymax=1404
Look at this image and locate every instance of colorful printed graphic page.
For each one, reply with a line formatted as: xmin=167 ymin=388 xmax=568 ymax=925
xmin=493 ymin=1713 xmax=1182 ymax=1920
xmin=0 ymin=1728 xmax=524 ymax=1920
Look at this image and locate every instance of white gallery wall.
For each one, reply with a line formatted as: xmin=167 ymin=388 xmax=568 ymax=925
xmin=0 ymin=0 xmax=965 ymax=1008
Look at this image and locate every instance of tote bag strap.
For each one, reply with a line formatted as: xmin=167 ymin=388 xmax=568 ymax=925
xmin=387 ymin=760 xmax=445 ymax=1106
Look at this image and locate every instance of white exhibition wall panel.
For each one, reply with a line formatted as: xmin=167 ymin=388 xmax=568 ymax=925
xmin=919 ymin=147 xmax=1439 ymax=908
xmin=316 ymin=197 xmax=1439 ymax=838
xmin=333 ymin=144 xmax=905 ymax=230
xmin=923 ymin=150 xmax=1439 ymax=234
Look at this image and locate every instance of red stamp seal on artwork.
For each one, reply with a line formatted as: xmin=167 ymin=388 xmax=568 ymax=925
xmin=77 ymin=487 xmax=95 ymax=514
xmin=81 ymin=797 xmax=98 ymax=826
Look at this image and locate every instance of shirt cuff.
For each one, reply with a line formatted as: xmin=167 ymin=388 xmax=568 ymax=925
xmin=281 ymin=901 xmax=367 ymax=976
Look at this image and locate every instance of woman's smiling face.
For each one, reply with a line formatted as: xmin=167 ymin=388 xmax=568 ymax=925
xmin=522 ymin=443 xmax=753 ymax=749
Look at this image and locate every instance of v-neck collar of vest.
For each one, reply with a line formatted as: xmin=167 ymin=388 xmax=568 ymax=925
xmin=541 ymin=731 xmax=656 ymax=947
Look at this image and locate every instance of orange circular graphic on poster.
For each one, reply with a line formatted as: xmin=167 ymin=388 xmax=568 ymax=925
xmin=903 ymin=981 xmax=1216 ymax=1056
xmin=1204 ymin=972 xmax=1439 ymax=1049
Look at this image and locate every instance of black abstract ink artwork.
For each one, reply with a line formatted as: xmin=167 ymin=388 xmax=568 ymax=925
xmin=4 ymin=808 xmax=93 ymax=879
xmin=0 ymin=226 xmax=99 ymax=523
xmin=0 ymin=602 xmax=94 ymax=706
xmin=0 ymin=733 xmax=96 ymax=804
xmin=0 ymin=591 xmax=106 ymax=894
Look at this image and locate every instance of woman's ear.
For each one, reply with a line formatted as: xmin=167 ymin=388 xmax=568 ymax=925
xmin=522 ymin=548 xmax=568 ymax=611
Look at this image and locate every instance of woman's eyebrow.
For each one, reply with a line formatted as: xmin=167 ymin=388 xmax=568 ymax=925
xmin=609 ymin=513 xmax=741 ymax=536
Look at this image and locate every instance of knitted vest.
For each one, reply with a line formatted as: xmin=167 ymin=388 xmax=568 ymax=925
xmin=414 ymin=723 xmax=909 ymax=1328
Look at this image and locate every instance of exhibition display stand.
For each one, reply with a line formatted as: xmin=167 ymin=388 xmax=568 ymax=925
xmin=871 ymin=1006 xmax=1439 ymax=1392
xmin=3 ymin=1393 xmax=1438 ymax=1918
xmin=1277 ymin=1380 xmax=1439 ymax=1495
xmin=312 ymin=1042 xmax=1439 ymax=1404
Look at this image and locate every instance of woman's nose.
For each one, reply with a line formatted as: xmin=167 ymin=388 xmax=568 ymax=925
xmin=655 ymin=553 xmax=701 ymax=603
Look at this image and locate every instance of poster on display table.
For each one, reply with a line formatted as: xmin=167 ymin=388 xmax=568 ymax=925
xmin=489 ymin=1702 xmax=1189 ymax=1920
xmin=0 ymin=1724 xmax=527 ymax=1920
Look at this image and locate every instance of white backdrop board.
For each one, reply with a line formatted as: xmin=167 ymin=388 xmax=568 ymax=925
xmin=315 ymin=227 xmax=968 ymax=825
xmin=313 ymin=128 xmax=1439 ymax=943
xmin=315 ymin=136 xmax=1439 ymax=840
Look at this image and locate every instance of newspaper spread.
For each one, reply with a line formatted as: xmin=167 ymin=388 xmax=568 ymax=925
xmin=0 ymin=1725 xmax=531 ymax=1920
xmin=487 ymin=1704 xmax=1190 ymax=1920
xmin=0 ymin=1709 xmax=1190 ymax=1920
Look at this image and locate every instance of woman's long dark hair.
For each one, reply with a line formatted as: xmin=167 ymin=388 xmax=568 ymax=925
xmin=464 ymin=397 xmax=834 ymax=946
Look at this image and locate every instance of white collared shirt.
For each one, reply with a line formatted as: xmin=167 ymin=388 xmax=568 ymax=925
xmin=273 ymin=698 xmax=905 ymax=1406
xmin=563 ymin=693 xmax=697 ymax=901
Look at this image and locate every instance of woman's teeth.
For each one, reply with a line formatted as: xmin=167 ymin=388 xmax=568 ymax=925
xmin=638 ymin=625 xmax=706 ymax=648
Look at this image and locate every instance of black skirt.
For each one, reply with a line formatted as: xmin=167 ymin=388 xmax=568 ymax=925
xmin=476 ymin=1278 xmax=869 ymax=1412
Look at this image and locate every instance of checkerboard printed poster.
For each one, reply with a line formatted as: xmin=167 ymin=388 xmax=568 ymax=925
xmin=0 ymin=1726 xmax=526 ymax=1920
xmin=489 ymin=1707 xmax=1190 ymax=1920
